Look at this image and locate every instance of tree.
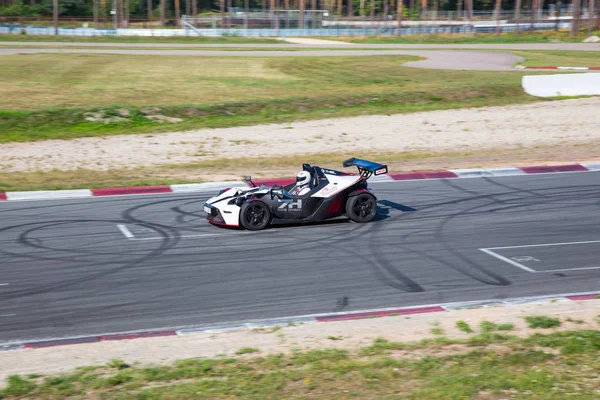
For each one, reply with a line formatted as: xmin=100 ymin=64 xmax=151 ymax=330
xmin=571 ymin=0 xmax=581 ymax=35
xmin=397 ymin=0 xmax=402 ymax=34
xmin=494 ymin=0 xmax=501 ymax=34
xmin=588 ymin=0 xmax=595 ymax=35
xmin=514 ymin=0 xmax=521 ymax=35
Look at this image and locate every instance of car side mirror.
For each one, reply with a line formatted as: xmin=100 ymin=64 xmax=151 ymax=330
xmin=245 ymin=176 xmax=256 ymax=188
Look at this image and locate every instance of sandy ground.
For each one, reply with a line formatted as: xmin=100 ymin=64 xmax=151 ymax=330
xmin=2 ymin=97 xmax=600 ymax=175
xmin=1 ymin=299 xmax=598 ymax=384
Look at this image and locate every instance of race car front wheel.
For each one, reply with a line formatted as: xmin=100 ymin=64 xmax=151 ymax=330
xmin=346 ymin=193 xmax=377 ymax=223
xmin=240 ymin=201 xmax=272 ymax=230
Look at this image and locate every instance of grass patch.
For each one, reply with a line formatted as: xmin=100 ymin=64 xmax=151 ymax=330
xmin=3 ymin=330 xmax=600 ymax=399
xmin=525 ymin=315 xmax=562 ymax=329
xmin=0 ymin=33 xmax=283 ymax=44
xmin=511 ymin=50 xmax=600 ymax=67
xmin=456 ymin=320 xmax=474 ymax=333
xmin=0 ymin=53 xmax=540 ymax=143
xmin=235 ymin=347 xmax=260 ymax=355
xmin=332 ymin=29 xmax=600 ymax=44
xmin=3 ymin=140 xmax=599 ymax=192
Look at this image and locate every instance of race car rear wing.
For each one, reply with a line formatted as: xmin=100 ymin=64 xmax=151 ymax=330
xmin=343 ymin=157 xmax=388 ymax=178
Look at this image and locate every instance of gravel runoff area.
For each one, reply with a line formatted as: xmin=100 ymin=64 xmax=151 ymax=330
xmin=1 ymin=299 xmax=598 ymax=385
xmin=1 ymin=97 xmax=599 ymax=175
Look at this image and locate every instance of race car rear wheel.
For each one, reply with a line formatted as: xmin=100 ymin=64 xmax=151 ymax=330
xmin=240 ymin=201 xmax=271 ymax=230
xmin=346 ymin=193 xmax=377 ymax=223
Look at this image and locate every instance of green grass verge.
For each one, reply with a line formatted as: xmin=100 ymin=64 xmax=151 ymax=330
xmin=0 ymin=54 xmax=539 ymax=143
xmin=330 ymin=29 xmax=600 ymax=44
xmin=511 ymin=50 xmax=600 ymax=67
xmin=2 ymin=330 xmax=600 ymax=399
xmin=0 ymin=34 xmax=283 ymax=44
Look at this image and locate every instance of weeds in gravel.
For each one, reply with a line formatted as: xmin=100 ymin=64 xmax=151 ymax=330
xmin=3 ymin=330 xmax=600 ymax=399
xmin=525 ymin=316 xmax=562 ymax=329
xmin=234 ymin=347 xmax=260 ymax=355
xmin=456 ymin=320 xmax=474 ymax=333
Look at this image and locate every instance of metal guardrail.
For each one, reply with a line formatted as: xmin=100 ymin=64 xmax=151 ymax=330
xmin=0 ymin=22 xmax=574 ymax=37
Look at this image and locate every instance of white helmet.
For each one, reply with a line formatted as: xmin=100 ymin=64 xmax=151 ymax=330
xmin=296 ymin=171 xmax=311 ymax=186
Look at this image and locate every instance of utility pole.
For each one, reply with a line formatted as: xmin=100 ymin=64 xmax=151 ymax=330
xmin=299 ymin=0 xmax=305 ymax=28
xmin=147 ymin=0 xmax=152 ymax=23
xmin=53 ymin=0 xmax=58 ymax=35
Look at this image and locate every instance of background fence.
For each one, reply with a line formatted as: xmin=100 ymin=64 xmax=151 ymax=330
xmin=0 ymin=7 xmax=597 ymax=36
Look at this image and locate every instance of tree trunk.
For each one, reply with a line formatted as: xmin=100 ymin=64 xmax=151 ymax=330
xmin=421 ymin=0 xmax=427 ymax=19
xmin=529 ymin=0 xmax=535 ymax=33
xmin=514 ymin=0 xmax=521 ymax=35
xmin=467 ymin=0 xmax=473 ymax=22
xmin=115 ymin=0 xmax=120 ymax=28
xmin=101 ymin=0 xmax=106 ymax=27
xmin=226 ymin=0 xmax=231 ymax=27
xmin=93 ymin=0 xmax=98 ymax=27
xmin=370 ymin=0 xmax=375 ymax=19
xmin=588 ymin=0 xmax=595 ymax=34
xmin=285 ymin=0 xmax=289 ymax=27
xmin=348 ymin=0 xmax=353 ymax=16
xmin=384 ymin=0 xmax=389 ymax=18
xmin=124 ymin=0 xmax=129 ymax=27
xmin=495 ymin=0 xmax=501 ymax=35
xmin=571 ymin=0 xmax=581 ymax=35
xmin=192 ymin=0 xmax=197 ymax=16
xmin=186 ymin=0 xmax=190 ymax=16
xmin=457 ymin=0 xmax=462 ymax=19
xmin=220 ymin=0 xmax=225 ymax=27
xmin=53 ymin=0 xmax=58 ymax=34
xmin=299 ymin=0 xmax=305 ymax=27
xmin=160 ymin=0 xmax=165 ymax=26
xmin=397 ymin=0 xmax=402 ymax=34
xmin=270 ymin=0 xmax=275 ymax=28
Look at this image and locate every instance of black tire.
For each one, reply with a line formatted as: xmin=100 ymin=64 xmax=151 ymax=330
xmin=346 ymin=193 xmax=377 ymax=223
xmin=240 ymin=201 xmax=272 ymax=231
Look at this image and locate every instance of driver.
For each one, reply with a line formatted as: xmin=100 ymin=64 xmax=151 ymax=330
xmin=290 ymin=171 xmax=311 ymax=195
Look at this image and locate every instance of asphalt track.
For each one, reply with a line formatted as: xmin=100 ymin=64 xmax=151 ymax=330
xmin=0 ymin=47 xmax=525 ymax=70
xmin=1 ymin=171 xmax=599 ymax=343
xmin=2 ymin=42 xmax=599 ymax=70
xmin=1 ymin=42 xmax=598 ymax=70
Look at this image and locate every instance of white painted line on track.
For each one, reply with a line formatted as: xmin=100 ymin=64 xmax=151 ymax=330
xmin=541 ymin=266 xmax=600 ymax=273
xmin=479 ymin=248 xmax=536 ymax=273
xmin=125 ymin=228 xmax=280 ymax=241
xmin=0 ymin=314 xmax=16 ymax=318
xmin=486 ymin=239 xmax=600 ymax=250
xmin=0 ymin=283 xmax=8 ymax=286
xmin=116 ymin=224 xmax=135 ymax=239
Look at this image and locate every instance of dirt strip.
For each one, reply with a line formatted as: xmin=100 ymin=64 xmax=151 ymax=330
xmin=1 ymin=299 xmax=598 ymax=385
xmin=1 ymin=98 xmax=599 ymax=175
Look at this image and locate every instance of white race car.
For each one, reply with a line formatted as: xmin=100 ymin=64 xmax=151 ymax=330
xmin=203 ymin=157 xmax=387 ymax=230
